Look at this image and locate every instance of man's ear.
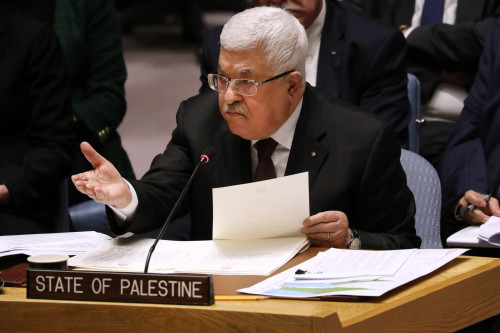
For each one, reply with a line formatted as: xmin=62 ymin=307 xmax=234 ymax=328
xmin=287 ymin=71 xmax=303 ymax=97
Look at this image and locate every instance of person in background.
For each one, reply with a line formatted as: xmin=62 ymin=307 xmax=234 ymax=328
xmin=199 ymin=0 xmax=412 ymax=145
xmin=438 ymin=26 xmax=500 ymax=243
xmin=72 ymin=6 xmax=420 ymax=250
xmin=0 ymin=0 xmax=136 ymax=207
xmin=345 ymin=0 xmax=500 ymax=167
xmin=0 ymin=12 xmax=75 ymax=235
xmin=53 ymin=0 xmax=136 ymax=205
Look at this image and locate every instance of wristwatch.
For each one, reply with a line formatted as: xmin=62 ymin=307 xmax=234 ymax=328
xmin=347 ymin=228 xmax=361 ymax=249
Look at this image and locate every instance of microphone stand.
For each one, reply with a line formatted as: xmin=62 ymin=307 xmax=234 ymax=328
xmin=144 ymin=154 xmax=209 ymax=273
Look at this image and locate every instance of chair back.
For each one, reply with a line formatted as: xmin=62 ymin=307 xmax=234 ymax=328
xmin=70 ymin=200 xmax=111 ymax=235
xmin=69 ymin=200 xmax=191 ymax=240
xmin=407 ymin=73 xmax=421 ymax=154
xmin=400 ymin=149 xmax=442 ymax=248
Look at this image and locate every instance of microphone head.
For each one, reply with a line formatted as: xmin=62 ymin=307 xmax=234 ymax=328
xmin=200 ymin=146 xmax=216 ymax=164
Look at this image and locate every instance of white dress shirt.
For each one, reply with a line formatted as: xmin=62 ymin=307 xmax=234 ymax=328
xmin=304 ymin=0 xmax=326 ymax=86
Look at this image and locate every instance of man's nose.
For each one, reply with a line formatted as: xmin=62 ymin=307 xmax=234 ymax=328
xmin=223 ymin=81 xmax=242 ymax=103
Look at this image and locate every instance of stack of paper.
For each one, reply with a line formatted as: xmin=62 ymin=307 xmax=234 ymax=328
xmin=69 ymin=237 xmax=309 ymax=275
xmin=0 ymin=231 xmax=112 ymax=257
xmin=238 ymin=248 xmax=468 ymax=298
xmin=447 ymin=216 xmax=500 ymax=248
xmin=70 ymin=173 xmax=311 ymax=275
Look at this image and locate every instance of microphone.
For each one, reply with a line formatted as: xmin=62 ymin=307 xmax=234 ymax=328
xmin=144 ymin=146 xmax=216 ymax=273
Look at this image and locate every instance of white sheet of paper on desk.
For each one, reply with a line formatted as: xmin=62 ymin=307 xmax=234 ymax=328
xmin=177 ymin=237 xmax=309 ymax=275
xmin=68 ymin=238 xmax=208 ymax=272
xmin=293 ymin=248 xmax=416 ymax=279
xmin=69 ymin=236 xmax=309 ymax=275
xmin=212 ymin=172 xmax=309 ymax=240
xmin=478 ymin=216 xmax=500 ymax=245
xmin=238 ymin=248 xmax=468 ymax=298
xmin=0 ymin=231 xmax=111 ymax=257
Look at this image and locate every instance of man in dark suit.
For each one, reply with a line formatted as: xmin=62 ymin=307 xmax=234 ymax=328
xmin=346 ymin=0 xmax=500 ymax=166
xmin=199 ymin=0 xmax=411 ymax=144
xmin=0 ymin=13 xmax=75 ymax=235
xmin=73 ymin=6 xmax=420 ymax=250
xmin=439 ymin=26 xmax=500 ymax=242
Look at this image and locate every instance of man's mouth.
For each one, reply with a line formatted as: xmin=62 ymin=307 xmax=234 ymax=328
xmin=223 ymin=103 xmax=248 ymax=117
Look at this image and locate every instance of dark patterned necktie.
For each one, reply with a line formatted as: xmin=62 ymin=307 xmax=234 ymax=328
xmin=253 ymin=138 xmax=278 ymax=182
xmin=421 ymin=0 xmax=445 ymax=26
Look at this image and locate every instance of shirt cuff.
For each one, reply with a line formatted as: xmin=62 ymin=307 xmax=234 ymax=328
xmin=404 ymin=26 xmax=416 ymax=39
xmin=109 ymin=179 xmax=139 ymax=224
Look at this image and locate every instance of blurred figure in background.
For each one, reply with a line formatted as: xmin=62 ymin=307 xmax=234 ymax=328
xmin=0 ymin=12 xmax=75 ymax=234
xmin=53 ymin=0 xmax=136 ymax=205
xmin=345 ymin=0 xmax=500 ymax=167
xmin=113 ymin=0 xmax=249 ymax=44
xmin=439 ymin=26 xmax=500 ymax=243
xmin=2 ymin=0 xmax=137 ymax=206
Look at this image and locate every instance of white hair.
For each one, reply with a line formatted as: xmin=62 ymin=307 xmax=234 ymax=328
xmin=220 ymin=6 xmax=308 ymax=81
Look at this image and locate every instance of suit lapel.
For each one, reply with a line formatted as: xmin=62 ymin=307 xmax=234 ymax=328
xmin=285 ymin=85 xmax=328 ymax=188
xmin=211 ymin=123 xmax=252 ymax=187
xmin=316 ymin=0 xmax=343 ymax=98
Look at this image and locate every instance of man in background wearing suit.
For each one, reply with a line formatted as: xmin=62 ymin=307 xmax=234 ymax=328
xmin=73 ymin=7 xmax=420 ymax=250
xmin=439 ymin=26 xmax=500 ymax=243
xmin=199 ymin=0 xmax=411 ymax=145
xmin=0 ymin=13 xmax=75 ymax=235
xmin=346 ymin=0 xmax=500 ymax=166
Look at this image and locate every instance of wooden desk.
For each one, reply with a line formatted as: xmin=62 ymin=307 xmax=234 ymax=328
xmin=1 ymin=252 xmax=500 ymax=332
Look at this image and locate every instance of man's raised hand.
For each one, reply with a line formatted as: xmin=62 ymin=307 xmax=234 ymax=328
xmin=71 ymin=142 xmax=132 ymax=208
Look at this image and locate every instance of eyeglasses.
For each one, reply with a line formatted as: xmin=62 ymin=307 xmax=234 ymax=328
xmin=207 ymin=70 xmax=295 ymax=96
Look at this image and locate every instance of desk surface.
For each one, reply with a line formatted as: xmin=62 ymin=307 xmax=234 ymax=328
xmin=1 ymin=251 xmax=500 ymax=333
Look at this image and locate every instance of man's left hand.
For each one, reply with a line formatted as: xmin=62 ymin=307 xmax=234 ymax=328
xmin=301 ymin=211 xmax=350 ymax=248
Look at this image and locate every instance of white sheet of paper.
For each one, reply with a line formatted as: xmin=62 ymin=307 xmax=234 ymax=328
xmin=478 ymin=216 xmax=500 ymax=245
xmin=69 ymin=237 xmax=309 ymax=275
xmin=238 ymin=248 xmax=468 ymax=298
xmin=0 ymin=231 xmax=111 ymax=257
xmin=68 ymin=238 xmax=208 ymax=272
xmin=212 ymin=172 xmax=309 ymax=240
xmin=293 ymin=248 xmax=416 ymax=279
xmin=177 ymin=237 xmax=309 ymax=275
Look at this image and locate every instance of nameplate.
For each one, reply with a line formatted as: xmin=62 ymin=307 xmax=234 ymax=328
xmin=27 ymin=269 xmax=214 ymax=306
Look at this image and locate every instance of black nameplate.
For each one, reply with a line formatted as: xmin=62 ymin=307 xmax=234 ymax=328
xmin=27 ymin=269 xmax=214 ymax=306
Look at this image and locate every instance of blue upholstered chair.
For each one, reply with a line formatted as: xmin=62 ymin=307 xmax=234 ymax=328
xmin=69 ymin=200 xmax=191 ymax=240
xmin=407 ymin=73 xmax=422 ymax=154
xmin=400 ymin=149 xmax=442 ymax=248
xmin=69 ymin=200 xmax=111 ymax=235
